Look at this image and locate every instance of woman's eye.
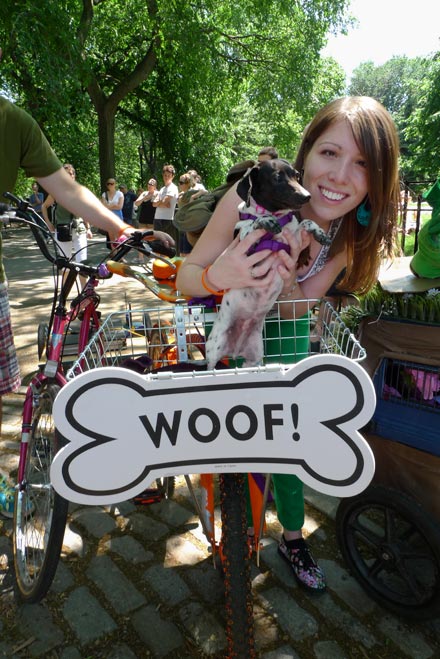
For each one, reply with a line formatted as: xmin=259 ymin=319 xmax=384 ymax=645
xmin=356 ymin=159 xmax=367 ymax=168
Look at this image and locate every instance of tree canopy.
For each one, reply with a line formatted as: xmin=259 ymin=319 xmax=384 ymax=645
xmin=349 ymin=54 xmax=440 ymax=185
xmin=0 ymin=0 xmax=349 ymax=192
xmin=1 ymin=1 xmax=437 ymax=196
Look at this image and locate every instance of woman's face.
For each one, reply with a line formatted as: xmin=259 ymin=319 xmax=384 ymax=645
xmin=301 ymin=119 xmax=368 ymax=226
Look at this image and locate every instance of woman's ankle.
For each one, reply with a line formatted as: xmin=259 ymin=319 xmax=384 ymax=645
xmin=283 ymin=529 xmax=303 ymax=542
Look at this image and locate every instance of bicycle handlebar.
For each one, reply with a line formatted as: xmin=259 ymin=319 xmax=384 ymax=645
xmin=2 ymin=192 xmax=176 ymax=279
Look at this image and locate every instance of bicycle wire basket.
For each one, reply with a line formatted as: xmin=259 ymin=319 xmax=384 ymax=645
xmin=66 ymin=299 xmax=366 ymax=381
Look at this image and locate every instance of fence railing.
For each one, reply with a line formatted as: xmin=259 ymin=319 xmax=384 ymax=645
xmin=400 ymin=179 xmax=436 ymax=253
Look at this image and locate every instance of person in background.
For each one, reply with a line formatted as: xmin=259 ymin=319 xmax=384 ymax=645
xmin=178 ymin=173 xmax=193 ymax=202
xmin=152 ymin=164 xmax=179 ymax=244
xmin=176 ymin=96 xmax=400 ymax=593
xmin=101 ymin=177 xmax=124 ymax=248
xmin=29 ymin=181 xmax=44 ymax=214
xmin=187 ymin=169 xmax=206 ymax=191
xmin=177 ymin=173 xmax=197 ymax=255
xmin=120 ymin=184 xmax=137 ymax=227
xmin=0 ymin=90 xmax=173 ymax=517
xmin=42 ymin=163 xmax=93 ymax=276
xmin=134 ymin=179 xmax=158 ymax=230
xmin=257 ymin=146 xmax=278 ymax=162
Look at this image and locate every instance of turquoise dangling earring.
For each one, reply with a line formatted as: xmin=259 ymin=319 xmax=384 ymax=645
xmin=357 ymin=197 xmax=371 ymax=226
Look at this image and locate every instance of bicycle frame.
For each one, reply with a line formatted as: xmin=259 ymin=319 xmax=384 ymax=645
xmin=17 ymin=271 xmax=102 ymax=487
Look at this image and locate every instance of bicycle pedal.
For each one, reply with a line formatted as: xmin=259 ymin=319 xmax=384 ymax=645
xmin=133 ymin=489 xmax=163 ymax=505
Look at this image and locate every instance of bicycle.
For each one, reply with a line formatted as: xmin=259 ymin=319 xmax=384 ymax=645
xmin=54 ymin=292 xmax=372 ymax=658
xmin=1 ymin=192 xmax=176 ymax=603
xmin=4 ymin=195 xmax=374 ymax=655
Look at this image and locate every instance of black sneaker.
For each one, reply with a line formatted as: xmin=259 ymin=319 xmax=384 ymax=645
xmin=278 ymin=535 xmax=326 ymax=593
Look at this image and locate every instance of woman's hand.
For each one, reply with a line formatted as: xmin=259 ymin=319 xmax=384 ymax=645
xmin=274 ymin=226 xmax=311 ymax=295
xmin=152 ymin=230 xmax=175 ymax=248
xmin=206 ymin=228 xmax=281 ymax=291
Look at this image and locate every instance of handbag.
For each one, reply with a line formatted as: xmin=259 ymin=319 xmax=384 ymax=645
xmin=57 ymin=223 xmax=73 ymax=242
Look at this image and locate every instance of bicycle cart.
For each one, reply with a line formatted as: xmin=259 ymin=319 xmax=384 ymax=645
xmin=334 ymin=258 xmax=440 ymax=620
xmin=52 ymin=298 xmax=374 ymax=658
xmin=336 ymin=298 xmax=440 ymax=619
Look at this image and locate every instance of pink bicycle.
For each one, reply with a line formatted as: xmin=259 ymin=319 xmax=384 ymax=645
xmin=1 ymin=192 xmax=175 ymax=602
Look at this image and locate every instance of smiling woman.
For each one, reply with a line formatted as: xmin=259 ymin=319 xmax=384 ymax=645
xmin=176 ymin=95 xmax=401 ymax=595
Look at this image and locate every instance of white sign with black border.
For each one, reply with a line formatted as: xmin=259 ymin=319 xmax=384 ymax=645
xmin=51 ymin=355 xmax=376 ymax=505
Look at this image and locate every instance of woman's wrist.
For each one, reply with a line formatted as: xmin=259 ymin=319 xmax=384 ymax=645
xmin=117 ymin=223 xmax=132 ymax=238
xmin=278 ymin=277 xmax=299 ymax=299
xmin=201 ymin=265 xmax=228 ymax=296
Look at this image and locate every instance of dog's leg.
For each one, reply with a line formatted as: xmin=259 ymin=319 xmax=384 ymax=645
xmin=206 ymin=279 xmax=283 ymax=369
xmin=298 ymin=219 xmax=331 ymax=245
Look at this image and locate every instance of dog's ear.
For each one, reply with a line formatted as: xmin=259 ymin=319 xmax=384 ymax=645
xmin=236 ymin=161 xmax=259 ymax=203
xmin=226 ymin=159 xmax=256 ymax=184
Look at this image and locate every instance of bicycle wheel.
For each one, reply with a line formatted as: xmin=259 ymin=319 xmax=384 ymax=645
xmin=219 ymin=473 xmax=255 ymax=658
xmin=336 ymin=484 xmax=440 ymax=619
xmin=37 ymin=323 xmax=48 ymax=360
xmin=13 ymin=383 xmax=69 ymax=603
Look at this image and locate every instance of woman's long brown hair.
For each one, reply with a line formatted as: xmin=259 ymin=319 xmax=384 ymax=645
xmin=295 ymin=96 xmax=400 ymax=294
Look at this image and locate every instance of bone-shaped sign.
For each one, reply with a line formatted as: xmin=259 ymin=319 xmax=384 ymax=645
xmin=51 ymin=355 xmax=376 ymax=504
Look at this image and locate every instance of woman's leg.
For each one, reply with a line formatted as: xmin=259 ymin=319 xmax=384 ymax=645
xmin=272 ymin=474 xmax=326 ymax=592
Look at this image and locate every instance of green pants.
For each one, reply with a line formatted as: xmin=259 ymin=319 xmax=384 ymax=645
xmin=246 ymin=474 xmax=304 ymax=531
xmin=246 ymin=312 xmax=309 ymax=530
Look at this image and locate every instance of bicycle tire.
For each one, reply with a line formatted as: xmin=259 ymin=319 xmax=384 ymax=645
xmin=219 ymin=473 xmax=255 ymax=658
xmin=37 ymin=323 xmax=48 ymax=360
xmin=336 ymin=484 xmax=440 ymax=619
xmin=13 ymin=383 xmax=69 ymax=603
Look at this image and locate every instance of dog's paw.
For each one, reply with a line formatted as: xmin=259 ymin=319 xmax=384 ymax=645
xmin=300 ymin=220 xmax=332 ymax=245
xmin=253 ymin=216 xmax=282 ymax=235
xmin=234 ymin=219 xmax=254 ymax=241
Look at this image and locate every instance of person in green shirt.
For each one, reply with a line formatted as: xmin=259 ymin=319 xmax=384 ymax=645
xmin=0 ymin=91 xmax=173 ymax=516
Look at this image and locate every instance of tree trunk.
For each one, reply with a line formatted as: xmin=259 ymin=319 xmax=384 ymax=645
xmin=97 ymin=106 xmax=116 ymax=191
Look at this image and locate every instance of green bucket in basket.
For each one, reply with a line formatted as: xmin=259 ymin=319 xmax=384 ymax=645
xmin=202 ymin=307 xmax=309 ymax=366
xmin=263 ymin=312 xmax=310 ymax=364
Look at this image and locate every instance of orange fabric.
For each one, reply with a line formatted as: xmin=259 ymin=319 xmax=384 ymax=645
xmin=247 ymin=474 xmax=266 ymax=550
xmin=199 ymin=473 xmax=215 ymax=544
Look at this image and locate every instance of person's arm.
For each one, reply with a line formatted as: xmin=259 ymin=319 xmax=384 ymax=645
xmin=37 ymin=168 xmax=174 ymax=246
xmin=134 ymin=190 xmax=151 ymax=207
xmin=152 ymin=193 xmax=172 ymax=208
xmin=176 ymin=184 xmax=280 ymax=296
xmin=41 ymin=194 xmax=55 ymax=232
xmin=274 ymin=234 xmax=348 ymax=318
xmin=106 ymin=190 xmax=124 ymax=211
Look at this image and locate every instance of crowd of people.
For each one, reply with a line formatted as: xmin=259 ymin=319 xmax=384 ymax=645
xmin=1 ymin=85 xmax=402 ymax=598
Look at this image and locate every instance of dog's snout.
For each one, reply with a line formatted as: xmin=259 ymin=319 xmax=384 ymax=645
xmin=293 ymin=183 xmax=311 ymax=206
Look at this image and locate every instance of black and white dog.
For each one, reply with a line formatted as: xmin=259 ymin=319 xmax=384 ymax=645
xmin=205 ymin=159 xmax=330 ymax=369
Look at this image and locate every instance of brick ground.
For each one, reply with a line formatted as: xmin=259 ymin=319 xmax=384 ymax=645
xmin=1 ymin=228 xmax=439 ymax=658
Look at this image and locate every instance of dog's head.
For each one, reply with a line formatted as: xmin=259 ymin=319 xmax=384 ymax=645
xmin=237 ymin=159 xmax=310 ymax=213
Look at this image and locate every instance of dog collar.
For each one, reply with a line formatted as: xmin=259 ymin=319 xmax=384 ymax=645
xmin=239 ymin=204 xmax=294 ymax=255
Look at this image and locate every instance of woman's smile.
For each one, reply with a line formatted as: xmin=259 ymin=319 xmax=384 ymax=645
xmin=301 ymin=119 xmax=368 ymax=225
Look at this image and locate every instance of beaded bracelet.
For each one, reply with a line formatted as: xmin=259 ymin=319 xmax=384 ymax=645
xmin=201 ymin=266 xmax=228 ymax=296
xmin=278 ymin=279 xmax=299 ymax=299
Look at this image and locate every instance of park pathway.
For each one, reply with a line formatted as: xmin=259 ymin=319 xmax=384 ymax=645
xmin=0 ymin=226 xmax=439 ymax=658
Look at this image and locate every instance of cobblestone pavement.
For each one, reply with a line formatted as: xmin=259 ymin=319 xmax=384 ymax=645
xmin=1 ymin=227 xmax=439 ymax=658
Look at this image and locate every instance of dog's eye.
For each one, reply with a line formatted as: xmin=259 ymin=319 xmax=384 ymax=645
xmin=292 ymin=169 xmax=301 ymax=181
